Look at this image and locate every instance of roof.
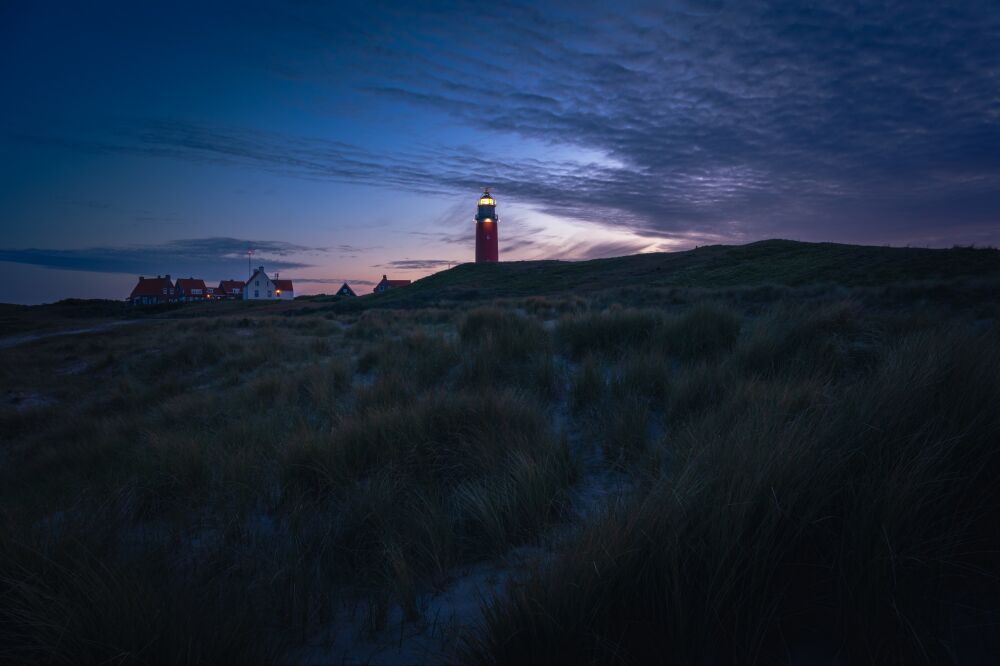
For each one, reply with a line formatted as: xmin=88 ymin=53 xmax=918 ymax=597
xmin=129 ymin=276 xmax=173 ymax=298
xmin=247 ymin=268 xmax=270 ymax=284
xmin=273 ymin=279 xmax=294 ymax=291
xmin=218 ymin=280 xmax=244 ymax=291
xmin=337 ymin=282 xmax=357 ymax=297
xmin=175 ymin=278 xmax=207 ymax=292
xmin=377 ymin=274 xmax=411 ymax=287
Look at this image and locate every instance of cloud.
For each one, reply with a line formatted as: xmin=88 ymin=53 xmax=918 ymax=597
xmin=0 ymin=237 xmax=317 ymax=278
xmin=376 ymin=259 xmax=462 ymax=271
xmin=379 ymin=259 xmax=458 ymax=270
xmin=21 ymin=1 xmax=1000 ymax=247
xmin=337 ymin=244 xmax=377 ymax=254
xmin=294 ymin=277 xmax=376 ymax=286
xmin=259 ymin=0 xmax=1000 ymax=244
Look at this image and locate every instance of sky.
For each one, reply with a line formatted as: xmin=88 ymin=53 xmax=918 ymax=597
xmin=1 ymin=0 xmax=998 ymax=304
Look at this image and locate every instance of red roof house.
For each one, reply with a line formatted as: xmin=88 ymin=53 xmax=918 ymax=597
xmin=128 ymin=275 xmax=174 ymax=305
xmin=175 ymin=277 xmax=208 ymax=301
xmin=273 ymin=278 xmax=294 ymax=299
xmin=373 ymin=275 xmax=411 ymax=294
xmin=218 ymin=280 xmax=244 ymax=298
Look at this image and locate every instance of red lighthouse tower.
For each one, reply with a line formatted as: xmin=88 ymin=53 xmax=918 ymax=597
xmin=475 ymin=187 xmax=499 ymax=263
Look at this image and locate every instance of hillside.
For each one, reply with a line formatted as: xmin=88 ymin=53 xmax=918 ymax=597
xmin=360 ymin=239 xmax=1000 ymax=307
xmin=2 ymin=240 xmax=999 ymax=663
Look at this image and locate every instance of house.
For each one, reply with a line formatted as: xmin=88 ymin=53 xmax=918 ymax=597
xmin=128 ymin=275 xmax=174 ymax=305
xmin=175 ymin=277 xmax=208 ymax=301
xmin=373 ymin=274 xmax=411 ymax=294
xmin=217 ymin=280 xmax=244 ymax=299
xmin=273 ymin=273 xmax=294 ymax=300
xmin=336 ymin=282 xmax=357 ymax=297
xmin=244 ymin=266 xmax=293 ymax=300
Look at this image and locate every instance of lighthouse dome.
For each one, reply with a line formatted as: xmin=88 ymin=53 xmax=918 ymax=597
xmin=478 ymin=188 xmax=495 ymax=207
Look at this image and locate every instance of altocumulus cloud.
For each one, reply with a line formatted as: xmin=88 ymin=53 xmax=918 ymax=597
xmin=0 ymin=238 xmax=317 ymax=276
xmin=26 ymin=0 xmax=1000 ymax=247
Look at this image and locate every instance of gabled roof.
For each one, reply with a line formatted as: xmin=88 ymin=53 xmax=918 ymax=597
xmin=130 ymin=276 xmax=173 ymax=298
xmin=219 ymin=280 xmax=244 ymax=291
xmin=273 ymin=279 xmax=294 ymax=292
xmin=337 ymin=282 xmax=357 ymax=297
xmin=247 ymin=268 xmax=271 ymax=284
xmin=175 ymin=278 xmax=207 ymax=293
xmin=376 ymin=274 xmax=411 ymax=288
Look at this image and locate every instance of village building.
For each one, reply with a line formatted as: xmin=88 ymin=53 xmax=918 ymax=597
xmin=174 ymin=278 xmax=208 ymax=301
xmin=244 ymin=266 xmax=294 ymax=300
xmin=373 ymin=275 xmax=411 ymax=294
xmin=273 ymin=274 xmax=294 ymax=300
xmin=336 ymin=282 xmax=357 ymax=297
xmin=128 ymin=275 xmax=174 ymax=305
xmin=245 ymin=266 xmax=275 ymax=300
xmin=218 ymin=280 xmax=244 ymax=299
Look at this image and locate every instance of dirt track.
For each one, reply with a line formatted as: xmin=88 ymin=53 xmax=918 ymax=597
xmin=0 ymin=320 xmax=145 ymax=350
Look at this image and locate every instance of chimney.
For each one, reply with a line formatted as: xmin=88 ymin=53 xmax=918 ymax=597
xmin=139 ymin=276 xmax=145 ymax=281
xmin=382 ymin=274 xmax=387 ymax=280
xmin=165 ymin=274 xmax=171 ymax=281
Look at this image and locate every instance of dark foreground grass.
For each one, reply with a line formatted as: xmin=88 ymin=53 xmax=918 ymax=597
xmin=283 ymin=390 xmax=576 ymax=586
xmin=1 ymin=279 xmax=997 ymax=664
xmin=0 ymin=312 xmax=574 ymax=663
xmin=463 ymin=322 xmax=1000 ymax=664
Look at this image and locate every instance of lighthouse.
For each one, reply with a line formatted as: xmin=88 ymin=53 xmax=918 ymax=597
xmin=475 ymin=187 xmax=499 ymax=263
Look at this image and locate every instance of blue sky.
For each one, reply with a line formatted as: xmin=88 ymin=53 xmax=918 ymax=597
xmin=2 ymin=1 xmax=999 ymax=304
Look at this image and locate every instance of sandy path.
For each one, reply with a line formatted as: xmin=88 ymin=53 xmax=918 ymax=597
xmin=0 ymin=320 xmax=147 ymax=350
xmin=292 ymin=361 xmax=630 ymax=665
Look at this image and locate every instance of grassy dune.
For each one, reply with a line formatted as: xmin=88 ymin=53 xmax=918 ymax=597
xmin=1 ymin=241 xmax=999 ymax=664
xmin=355 ymin=239 xmax=1000 ymax=307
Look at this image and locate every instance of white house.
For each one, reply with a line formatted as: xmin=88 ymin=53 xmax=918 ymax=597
xmin=243 ymin=266 xmax=294 ymax=300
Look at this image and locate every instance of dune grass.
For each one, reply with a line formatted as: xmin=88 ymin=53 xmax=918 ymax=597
xmin=463 ymin=315 xmax=1000 ymax=665
xmin=0 ymin=309 xmax=574 ymax=662
xmin=1 ymin=279 xmax=997 ymax=664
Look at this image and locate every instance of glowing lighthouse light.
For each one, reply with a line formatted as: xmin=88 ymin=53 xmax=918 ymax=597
xmin=474 ymin=187 xmax=499 ymax=263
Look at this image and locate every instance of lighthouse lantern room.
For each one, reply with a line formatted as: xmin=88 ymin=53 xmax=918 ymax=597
xmin=475 ymin=187 xmax=499 ymax=263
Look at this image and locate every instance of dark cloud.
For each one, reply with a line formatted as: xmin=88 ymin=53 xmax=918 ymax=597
xmin=379 ymin=259 xmax=457 ymax=270
xmin=337 ymin=244 xmax=377 ymax=254
xmin=295 ymin=277 xmax=376 ymax=286
xmin=23 ymin=1 xmax=1000 ymax=247
xmin=0 ymin=237 xmax=317 ymax=277
xmin=260 ymin=0 xmax=1000 ymax=244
